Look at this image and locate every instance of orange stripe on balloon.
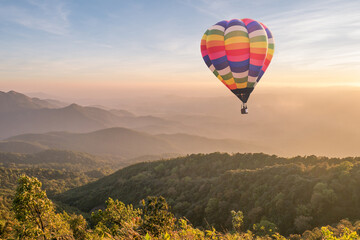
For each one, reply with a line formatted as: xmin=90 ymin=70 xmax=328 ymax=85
xmin=206 ymin=41 xmax=225 ymax=48
xmin=225 ymin=43 xmax=250 ymax=50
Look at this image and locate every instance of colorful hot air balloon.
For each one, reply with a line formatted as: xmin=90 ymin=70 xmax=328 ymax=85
xmin=201 ymin=18 xmax=275 ymax=114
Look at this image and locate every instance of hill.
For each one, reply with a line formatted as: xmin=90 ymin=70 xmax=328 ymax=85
xmin=3 ymin=175 xmax=359 ymax=239
xmin=0 ymin=149 xmax=116 ymax=209
xmin=0 ymin=140 xmax=48 ymax=154
xmin=0 ymin=149 xmax=115 ymax=172
xmin=0 ymin=91 xmax=185 ymax=139
xmin=5 ymin=127 xmax=262 ymax=158
xmin=0 ymin=90 xmax=59 ymax=112
xmin=56 ymin=152 xmax=360 ymax=235
xmin=0 ymin=167 xmax=98 ymax=199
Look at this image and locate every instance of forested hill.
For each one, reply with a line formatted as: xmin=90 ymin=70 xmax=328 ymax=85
xmin=0 ymin=149 xmax=115 ymax=172
xmin=57 ymin=152 xmax=360 ymax=235
xmin=0 ymin=149 xmax=115 ymax=210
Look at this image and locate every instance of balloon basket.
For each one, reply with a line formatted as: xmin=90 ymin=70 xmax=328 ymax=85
xmin=241 ymin=105 xmax=248 ymax=114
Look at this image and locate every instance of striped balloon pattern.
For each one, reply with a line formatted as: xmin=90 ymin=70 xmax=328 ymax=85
xmin=201 ymin=18 xmax=274 ymax=104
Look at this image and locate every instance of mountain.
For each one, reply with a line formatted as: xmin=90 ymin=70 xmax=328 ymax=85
xmin=56 ymin=152 xmax=360 ymax=235
xmin=0 ymin=91 xmax=184 ymax=139
xmin=0 ymin=90 xmax=59 ymax=111
xmin=0 ymin=140 xmax=48 ymax=154
xmin=0 ymin=103 xmax=110 ymax=138
xmin=5 ymin=127 xmax=261 ymax=159
xmin=6 ymin=128 xmax=177 ymax=158
xmin=157 ymin=133 xmax=263 ymax=153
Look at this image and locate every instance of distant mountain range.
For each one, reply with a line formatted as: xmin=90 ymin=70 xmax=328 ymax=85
xmin=0 ymin=91 xmax=185 ymax=139
xmin=0 ymin=90 xmax=59 ymax=111
xmin=4 ymin=127 xmax=261 ymax=159
xmin=2 ymin=88 xmax=359 ymax=157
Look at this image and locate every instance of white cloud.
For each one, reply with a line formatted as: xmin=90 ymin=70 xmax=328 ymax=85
xmin=0 ymin=0 xmax=70 ymax=35
xmin=262 ymin=0 xmax=360 ymax=69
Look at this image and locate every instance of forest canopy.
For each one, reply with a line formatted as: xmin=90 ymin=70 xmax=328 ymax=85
xmin=1 ymin=175 xmax=360 ymax=240
xmin=57 ymin=152 xmax=360 ymax=236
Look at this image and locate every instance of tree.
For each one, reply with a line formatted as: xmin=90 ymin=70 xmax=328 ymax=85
xmin=12 ymin=175 xmax=72 ymax=239
xmin=141 ymin=196 xmax=175 ymax=237
xmin=321 ymin=226 xmax=359 ymax=240
xmin=92 ymin=197 xmax=141 ymax=238
xmin=231 ymin=210 xmax=244 ymax=233
xmin=64 ymin=212 xmax=89 ymax=240
xmin=253 ymin=219 xmax=278 ymax=237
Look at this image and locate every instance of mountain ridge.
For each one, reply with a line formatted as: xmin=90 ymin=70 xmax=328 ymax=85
xmin=0 ymin=91 xmax=185 ymax=139
xmin=5 ymin=127 xmax=263 ymax=158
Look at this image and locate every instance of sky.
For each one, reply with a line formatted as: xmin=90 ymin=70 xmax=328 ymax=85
xmin=0 ymin=0 xmax=359 ymax=98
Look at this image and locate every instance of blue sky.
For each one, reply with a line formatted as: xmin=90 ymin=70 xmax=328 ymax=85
xmin=0 ymin=0 xmax=359 ymax=96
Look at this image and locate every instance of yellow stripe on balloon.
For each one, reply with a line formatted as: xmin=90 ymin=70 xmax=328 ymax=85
xmin=224 ymin=78 xmax=236 ymax=85
xmin=206 ymin=41 xmax=224 ymax=48
xmin=251 ymin=48 xmax=268 ymax=54
xmin=225 ymin=36 xmax=249 ymax=45
xmin=217 ymin=74 xmax=224 ymax=81
xmin=236 ymin=82 xmax=247 ymax=89
xmin=250 ymin=42 xmax=267 ymax=48
xmin=206 ymin=34 xmax=224 ymax=41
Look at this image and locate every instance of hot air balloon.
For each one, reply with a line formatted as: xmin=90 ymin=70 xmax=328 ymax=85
xmin=201 ymin=19 xmax=274 ymax=114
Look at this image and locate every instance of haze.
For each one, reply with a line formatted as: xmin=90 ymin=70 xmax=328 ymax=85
xmin=0 ymin=0 xmax=359 ymax=157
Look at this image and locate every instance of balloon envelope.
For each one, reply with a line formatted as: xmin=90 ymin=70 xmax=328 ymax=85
xmin=201 ymin=18 xmax=274 ymax=104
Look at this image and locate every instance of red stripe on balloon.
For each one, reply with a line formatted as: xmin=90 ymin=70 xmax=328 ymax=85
xmin=226 ymin=48 xmax=249 ymax=55
xmin=207 ymin=45 xmax=225 ymax=53
xmin=250 ymin=53 xmax=266 ymax=60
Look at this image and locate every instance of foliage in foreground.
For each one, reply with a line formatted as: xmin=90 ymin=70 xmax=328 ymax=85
xmin=1 ymin=176 xmax=360 ymax=239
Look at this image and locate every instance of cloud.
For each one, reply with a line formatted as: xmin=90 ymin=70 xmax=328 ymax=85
xmin=177 ymin=0 xmax=225 ymax=19
xmin=0 ymin=0 xmax=70 ymax=35
xmin=262 ymin=0 xmax=360 ymax=69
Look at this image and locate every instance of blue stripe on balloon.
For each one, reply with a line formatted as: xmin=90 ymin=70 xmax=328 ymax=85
xmin=229 ymin=59 xmax=249 ymax=69
xmin=246 ymin=21 xmax=262 ymax=33
xmin=226 ymin=19 xmax=245 ymax=28
xmin=213 ymin=61 xmax=229 ymax=70
xmin=203 ymin=55 xmax=212 ymax=67
xmin=257 ymin=71 xmax=265 ymax=82
xmin=215 ymin=20 xmax=228 ymax=28
xmin=230 ymin=65 xmax=248 ymax=73
xmin=249 ymin=65 xmax=262 ymax=76
xmin=249 ymin=65 xmax=262 ymax=72
xmin=211 ymin=55 xmax=227 ymax=65
xmin=265 ymin=28 xmax=273 ymax=38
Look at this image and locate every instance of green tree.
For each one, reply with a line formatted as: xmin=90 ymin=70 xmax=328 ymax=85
xmin=12 ymin=175 xmax=72 ymax=239
xmin=92 ymin=197 xmax=141 ymax=238
xmin=231 ymin=210 xmax=244 ymax=233
xmin=253 ymin=219 xmax=278 ymax=237
xmin=321 ymin=226 xmax=359 ymax=240
xmin=64 ymin=212 xmax=89 ymax=240
xmin=141 ymin=196 xmax=175 ymax=237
